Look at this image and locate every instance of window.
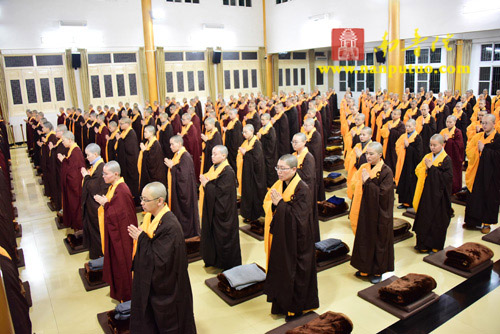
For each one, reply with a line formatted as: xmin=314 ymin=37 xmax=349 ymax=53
xmin=4 ymin=56 xmax=34 ymax=68
xmin=176 ymin=71 xmax=184 ymax=92
xmin=366 ymin=73 xmax=374 ymax=91
xmin=405 ymin=50 xmax=415 ymax=65
xmin=356 ymin=72 xmax=364 ymax=92
xmin=223 ymin=0 xmax=251 ymax=6
xmin=430 ymin=48 xmax=441 ymax=63
xmin=104 ymin=75 xmax=113 ymax=97
xmin=366 ymin=53 xmax=374 ymax=66
xmin=404 ymin=47 xmax=443 ymax=93
xmin=40 ymin=78 xmax=51 ymax=102
xmin=54 ymin=77 xmax=65 ymax=101
xmin=166 ymin=72 xmax=174 ymax=93
xmin=198 ymin=71 xmax=205 ymax=91
xmin=300 ymin=68 xmax=306 ymax=86
xmin=285 ymin=68 xmax=291 ymax=86
xmin=128 ymin=74 xmax=138 ymax=96
xmin=167 ymin=0 xmax=198 ymax=3
xmin=26 ymin=79 xmax=37 ymax=103
xmin=278 ymin=53 xmax=291 ymax=60
xmin=338 ymin=52 xmax=374 ymax=92
xmin=278 ymin=69 xmax=283 ymax=87
xmin=276 ymin=0 xmax=290 ymax=4
xmin=91 ymin=75 xmax=101 ymax=98
xmin=478 ymin=44 xmax=500 ymax=94
xmin=185 ymin=52 xmax=204 ymax=61
xmin=418 ymin=49 xmax=429 ymax=64
xmin=242 ymin=70 xmax=249 ymax=89
xmin=293 ymin=68 xmax=298 ymax=86
xmin=233 ymin=70 xmax=240 ymax=89
xmin=10 ymin=80 xmax=23 ymax=104
xmin=116 ymin=74 xmax=125 ymax=96
xmin=165 ymin=52 xmax=183 ymax=62
xmin=429 ymin=70 xmax=440 ymax=92
xmin=113 ymin=53 xmax=137 ymax=63
xmin=88 ymin=53 xmax=112 ymax=64
xmin=251 ymin=69 xmax=257 ymax=88
xmin=316 ymin=68 xmax=324 ymax=86
xmin=187 ymin=71 xmax=195 ymax=91
xmin=223 ymin=52 xmax=239 ymax=61
xmin=224 ymin=70 xmax=231 ymax=89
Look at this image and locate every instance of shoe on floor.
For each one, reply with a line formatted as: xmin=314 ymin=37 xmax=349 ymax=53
xmin=370 ymin=275 xmax=382 ymax=284
xmin=397 ymin=204 xmax=407 ymax=209
xmin=481 ymin=225 xmax=491 ymax=234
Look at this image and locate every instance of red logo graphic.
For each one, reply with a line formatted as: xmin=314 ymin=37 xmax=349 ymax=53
xmin=331 ymin=28 xmax=364 ymax=61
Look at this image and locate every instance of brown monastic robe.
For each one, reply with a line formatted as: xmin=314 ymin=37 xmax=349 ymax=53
xmin=61 ymin=144 xmax=86 ymax=229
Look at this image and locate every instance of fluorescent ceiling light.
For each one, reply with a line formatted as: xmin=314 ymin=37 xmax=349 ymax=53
xmin=463 ymin=0 xmax=500 ymax=14
xmin=59 ymin=20 xmax=87 ymax=27
xmin=203 ymin=23 xmax=224 ymax=30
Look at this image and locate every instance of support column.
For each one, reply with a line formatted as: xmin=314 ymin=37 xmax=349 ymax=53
xmin=141 ymin=0 xmax=158 ymax=104
xmin=387 ymin=0 xmax=404 ymax=97
xmin=454 ymin=40 xmax=464 ymax=94
xmin=262 ymin=0 xmax=273 ymax=96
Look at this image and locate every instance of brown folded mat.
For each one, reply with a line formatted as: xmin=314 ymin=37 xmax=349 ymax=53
xmin=358 ymin=276 xmax=440 ymax=319
xmin=393 ymin=218 xmax=411 ymax=238
xmin=444 ymin=242 xmax=494 ymax=271
xmin=318 ymin=201 xmax=349 ymax=219
xmin=423 ymin=246 xmax=494 ymax=278
xmin=217 ymin=264 xmax=266 ymax=300
xmin=205 ymin=276 xmax=265 ymax=306
xmin=16 ymin=248 xmax=25 ymax=268
xmin=185 ymin=236 xmax=200 ymax=255
xmin=324 ymin=176 xmax=347 ymax=189
xmin=323 ymin=156 xmax=345 ymax=172
xmin=250 ymin=219 xmax=264 ymax=236
xmin=63 ymin=238 xmax=88 ymax=255
xmin=79 ymin=267 xmax=108 ymax=291
xmin=84 ymin=262 xmax=104 ymax=285
xmin=21 ymin=281 xmax=32 ymax=308
xmin=239 ymin=224 xmax=265 ymax=241
xmin=316 ymin=243 xmax=350 ymax=263
xmin=378 ymin=273 xmax=436 ymax=306
xmin=286 ymin=311 xmax=353 ymax=334
xmin=266 ymin=312 xmax=320 ymax=334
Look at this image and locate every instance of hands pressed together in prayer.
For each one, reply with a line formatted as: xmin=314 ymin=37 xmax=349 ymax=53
xmin=354 ymin=147 xmax=362 ymax=158
xmin=361 ymin=168 xmax=370 ymax=183
xmin=424 ymin=158 xmax=433 ymax=169
xmin=238 ymin=147 xmax=247 ymax=155
xmin=199 ymin=174 xmax=209 ymax=187
xmin=81 ymin=167 xmax=89 ymax=178
xmin=127 ymin=225 xmax=143 ymax=240
xmin=270 ymin=189 xmax=283 ymax=206
xmin=256 ymin=132 xmax=262 ymax=139
xmin=404 ymin=138 xmax=409 ymax=147
xmin=443 ymin=134 xmax=449 ymax=141
xmin=478 ymin=140 xmax=484 ymax=152
xmin=201 ymin=134 xmax=208 ymax=142
xmin=94 ymin=194 xmax=108 ymax=206
xmin=57 ymin=153 xmax=65 ymax=162
xmin=48 ymin=142 xmax=54 ymax=150
xmin=140 ymin=142 xmax=146 ymax=151
xmin=164 ymin=158 xmax=173 ymax=169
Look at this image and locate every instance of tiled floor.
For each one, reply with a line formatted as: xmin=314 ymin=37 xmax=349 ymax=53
xmin=10 ymin=147 xmax=500 ymax=333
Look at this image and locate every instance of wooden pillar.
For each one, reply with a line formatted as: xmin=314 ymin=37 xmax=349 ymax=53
xmin=141 ymin=0 xmax=158 ymax=103
xmin=262 ymin=0 xmax=273 ymax=97
xmin=454 ymin=40 xmax=464 ymax=94
xmin=387 ymin=0 xmax=404 ymax=97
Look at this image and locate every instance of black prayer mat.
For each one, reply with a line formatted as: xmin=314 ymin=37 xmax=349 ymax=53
xmin=265 ymin=312 xmax=320 ymax=334
xmin=239 ymin=225 xmax=264 ymax=241
xmin=63 ymin=238 xmax=88 ymax=255
xmin=357 ymin=276 xmax=439 ymax=319
xmin=316 ymin=254 xmax=351 ymax=273
xmin=22 ymin=281 xmax=32 ymax=308
xmin=325 ymin=183 xmax=347 ymax=193
xmin=54 ymin=216 xmax=67 ymax=230
xmin=97 ymin=310 xmax=130 ymax=334
xmin=394 ymin=231 xmax=414 ymax=244
xmin=423 ymin=246 xmax=494 ymax=278
xmin=187 ymin=251 xmax=202 ymax=264
xmin=15 ymin=224 xmax=22 ymax=238
xmin=204 ymin=276 xmax=265 ymax=307
xmin=17 ymin=248 xmax=25 ymax=268
xmin=318 ymin=211 xmax=349 ymax=222
xmin=482 ymin=227 xmax=500 ymax=246
xmin=450 ymin=195 xmax=466 ymax=206
xmin=78 ymin=268 xmax=109 ymax=292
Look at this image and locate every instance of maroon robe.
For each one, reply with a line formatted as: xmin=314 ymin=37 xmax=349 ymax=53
xmin=443 ymin=128 xmax=464 ymax=194
xmin=182 ymin=124 xmax=202 ymax=178
xmin=95 ymin=125 xmax=109 ymax=160
xmin=61 ymin=145 xmax=85 ymax=229
xmin=103 ymin=182 xmax=137 ymax=302
xmin=47 ymin=139 xmax=68 ymax=211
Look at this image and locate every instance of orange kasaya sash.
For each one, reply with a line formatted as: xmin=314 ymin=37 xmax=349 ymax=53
xmin=132 ymin=203 xmax=171 ymax=259
xmin=465 ymin=130 xmax=497 ymax=192
xmin=97 ymin=177 xmax=125 ymax=252
xmin=263 ymin=173 xmax=302 ymax=270
xmin=346 ymin=140 xmax=372 ymax=198
xmin=413 ymin=150 xmax=448 ymax=211
xmin=236 ymin=135 xmax=258 ymax=196
xmin=349 ymin=159 xmax=384 ymax=234
xmin=167 ymin=147 xmax=187 ymax=207
xmin=198 ymin=159 xmax=230 ymax=222
xmin=394 ymin=131 xmax=418 ymax=185
xmin=200 ymin=128 xmax=219 ymax=172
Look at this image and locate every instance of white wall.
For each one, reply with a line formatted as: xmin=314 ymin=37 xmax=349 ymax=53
xmin=0 ymin=0 xmax=263 ymax=52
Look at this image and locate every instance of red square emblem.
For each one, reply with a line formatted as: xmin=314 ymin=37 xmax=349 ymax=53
xmin=331 ymin=28 xmax=365 ymax=61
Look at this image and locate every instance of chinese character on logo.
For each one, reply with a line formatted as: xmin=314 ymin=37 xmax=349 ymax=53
xmin=331 ymin=28 xmax=365 ymax=61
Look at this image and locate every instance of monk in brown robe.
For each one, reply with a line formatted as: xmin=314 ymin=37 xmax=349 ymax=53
xmin=433 ymin=97 xmax=451 ymax=133
xmin=464 ymin=114 xmax=500 ymax=234
xmin=115 ymin=117 xmax=140 ymax=205
xmin=238 ymin=124 xmax=267 ymax=222
xmin=164 ymin=135 xmax=200 ymax=238
xmin=263 ymin=154 xmax=319 ymax=321
xmin=380 ymin=109 xmax=406 ymax=174
xmin=46 ymin=124 xmax=68 ymax=212
xmin=94 ymin=161 xmax=137 ymax=302
xmin=0 ymin=165 xmax=18 ymax=266
xmin=416 ymin=104 xmax=437 ymax=155
xmin=86 ymin=112 xmax=98 ymax=145
xmin=395 ymin=119 xmax=423 ymax=209
xmin=81 ymin=144 xmax=108 ymax=259
xmin=0 ymin=247 xmax=31 ymax=334
xmin=350 ymin=142 xmax=394 ymax=284
xmin=130 ymin=107 xmax=143 ymax=142
xmin=157 ymin=112 xmax=174 ymax=159
xmin=303 ymin=118 xmax=325 ymax=201
xmin=128 ymin=182 xmax=196 ymax=333
xmin=440 ymin=115 xmax=464 ymax=194
xmin=199 ymin=145 xmax=241 ymax=270
xmin=138 ymin=125 xmax=166 ymax=192
xmin=201 ymin=117 xmax=222 ymax=174
xmin=58 ymin=131 xmax=86 ymax=230
xmin=73 ymin=108 xmax=84 ymax=149
xmin=94 ymin=114 xmax=109 ymax=159
xmin=105 ymin=121 xmax=119 ymax=163
xmin=39 ymin=122 xmax=57 ymax=197
xmin=242 ymin=101 xmax=261 ymax=132
xmin=141 ymin=107 xmax=155 ymax=142
xmin=223 ymin=108 xmax=243 ymax=173
xmin=57 ymin=107 xmax=66 ymax=125
xmin=272 ymin=103 xmax=291 ymax=158
xmin=257 ymin=113 xmax=278 ymax=188
xmin=412 ymin=134 xmax=453 ymax=253
xmin=292 ymin=133 xmax=320 ymax=242
xmin=180 ymin=112 xmax=202 ymax=179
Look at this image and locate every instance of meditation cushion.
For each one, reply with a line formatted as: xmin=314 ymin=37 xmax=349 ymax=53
xmin=379 ymin=273 xmax=437 ymax=305
xmin=286 ymin=311 xmax=353 ymax=334
xmin=324 ymin=175 xmax=347 ymax=189
xmin=67 ymin=233 xmax=83 ymax=248
xmin=106 ymin=310 xmax=130 ymax=334
xmin=315 ymin=242 xmax=350 ymax=263
xmin=185 ymin=236 xmax=200 ymax=255
xmin=327 ymin=136 xmax=343 ymax=145
xmin=250 ymin=219 xmax=264 ymax=236
xmin=325 ymin=145 xmax=343 ymax=156
xmin=444 ymin=242 xmax=494 ymax=270
xmin=323 ymin=156 xmax=344 ymax=172
xmin=393 ymin=218 xmax=411 ymax=237
xmin=217 ymin=264 xmax=266 ymax=300
xmin=84 ymin=262 xmax=104 ymax=285
xmin=318 ymin=200 xmax=349 ymax=218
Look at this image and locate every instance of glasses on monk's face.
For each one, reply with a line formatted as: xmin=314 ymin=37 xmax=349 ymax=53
xmin=275 ymin=166 xmax=291 ymax=172
xmin=140 ymin=196 xmax=159 ymax=203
